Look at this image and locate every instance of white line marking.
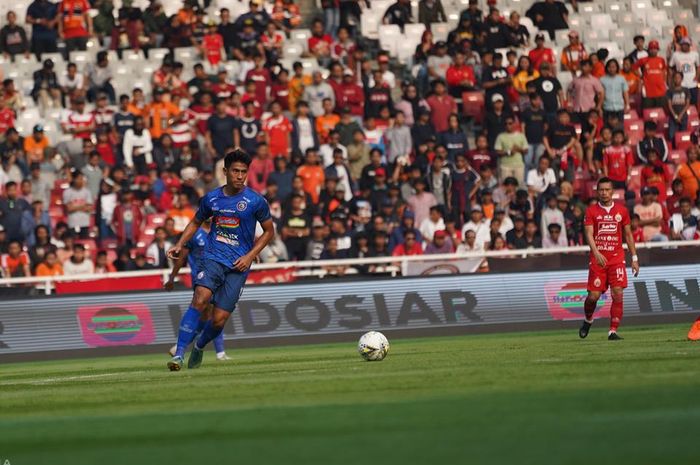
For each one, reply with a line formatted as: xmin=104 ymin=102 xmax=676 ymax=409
xmin=0 ymin=370 xmax=149 ymax=386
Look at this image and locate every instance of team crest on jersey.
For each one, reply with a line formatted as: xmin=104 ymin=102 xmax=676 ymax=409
xmin=594 ymin=277 xmax=601 ymax=288
xmin=237 ymin=201 xmax=247 ymax=212
xmin=614 ymin=213 xmax=622 ymax=222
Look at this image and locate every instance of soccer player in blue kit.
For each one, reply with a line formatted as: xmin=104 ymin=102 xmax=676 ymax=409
xmin=165 ymin=218 xmax=231 ymax=361
xmin=166 ymin=149 xmax=274 ymax=371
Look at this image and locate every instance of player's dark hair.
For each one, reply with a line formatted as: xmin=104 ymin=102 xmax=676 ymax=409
xmin=224 ymin=148 xmax=252 ymax=168
xmin=597 ymin=176 xmax=613 ymax=188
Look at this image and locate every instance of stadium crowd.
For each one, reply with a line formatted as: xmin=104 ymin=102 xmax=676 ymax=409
xmin=0 ymin=0 xmax=700 ymax=279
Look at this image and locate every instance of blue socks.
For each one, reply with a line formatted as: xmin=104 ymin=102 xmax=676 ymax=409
xmin=213 ymin=332 xmax=225 ymax=354
xmin=174 ymin=306 xmax=202 ymax=358
xmin=195 ymin=320 xmax=224 ymax=351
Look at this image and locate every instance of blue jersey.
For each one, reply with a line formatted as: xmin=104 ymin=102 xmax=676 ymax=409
xmin=185 ymin=227 xmax=209 ymax=276
xmin=195 ymin=186 xmax=271 ymax=268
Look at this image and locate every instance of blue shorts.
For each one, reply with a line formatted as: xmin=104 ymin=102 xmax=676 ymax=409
xmin=193 ymin=259 xmax=248 ymax=312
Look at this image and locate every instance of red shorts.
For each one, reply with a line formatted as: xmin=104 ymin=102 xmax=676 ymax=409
xmin=587 ymin=261 xmax=628 ymax=292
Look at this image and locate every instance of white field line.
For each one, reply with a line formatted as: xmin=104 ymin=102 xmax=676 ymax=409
xmin=0 ymin=370 xmax=150 ymax=386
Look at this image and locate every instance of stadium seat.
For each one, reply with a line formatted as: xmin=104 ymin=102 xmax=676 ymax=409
xmin=290 ymin=29 xmax=311 ymax=50
xmin=431 ymin=22 xmax=451 ymax=42
xmin=643 ymin=107 xmax=668 ymax=130
xmin=283 ymin=42 xmax=303 ymax=59
xmin=674 ymin=131 xmax=693 ymax=150
xmin=624 ymin=119 xmax=644 ymax=145
xmin=668 ymin=150 xmax=687 ymax=164
xmin=377 ymin=25 xmax=401 ymax=55
xmin=628 ymin=165 xmax=643 ymax=199
xmin=461 ymin=91 xmax=485 ymax=124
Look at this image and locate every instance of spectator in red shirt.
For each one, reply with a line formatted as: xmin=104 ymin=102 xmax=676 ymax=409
xmin=446 ymin=51 xmax=476 ymax=98
xmin=529 ymin=33 xmax=556 ymax=71
xmin=245 ymin=54 xmax=272 ymax=106
xmin=264 ymin=101 xmax=292 ymax=158
xmin=425 ymin=80 xmax=457 ymax=133
xmin=633 ymin=40 xmax=668 ymax=109
xmin=603 ymin=129 xmax=634 ymax=189
xmin=200 ymin=21 xmax=225 ymax=71
xmin=57 ymin=0 xmax=92 ymax=56
xmin=337 ymin=69 xmax=364 ymax=118
xmin=270 ymin=68 xmax=291 ymax=111
xmin=1 ymin=240 xmax=30 ymax=277
xmin=391 ymin=230 xmax=423 ymax=256
xmin=308 ymin=18 xmax=332 ymax=65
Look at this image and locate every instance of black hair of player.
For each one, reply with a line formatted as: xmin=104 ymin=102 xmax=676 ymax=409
xmin=224 ymin=149 xmax=252 ymax=168
xmin=597 ymin=176 xmax=613 ymax=188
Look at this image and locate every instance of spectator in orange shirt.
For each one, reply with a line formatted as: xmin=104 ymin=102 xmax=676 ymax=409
xmin=621 ymin=57 xmax=641 ymax=96
xmin=200 ymin=21 xmax=225 ymax=71
xmin=591 ymin=49 xmax=607 ymax=78
xmin=23 ymin=124 xmax=50 ymax=164
xmin=296 ymin=148 xmax=325 ymax=204
xmin=167 ymin=192 xmax=196 ymax=233
xmin=315 ymin=98 xmax=340 ymax=143
xmin=560 ymin=31 xmax=587 ymax=74
xmin=34 ymin=250 xmax=63 ymax=277
xmin=145 ymin=88 xmax=182 ymax=139
xmin=1 ymin=240 xmax=30 ymax=277
xmin=289 ymin=61 xmax=312 ymax=113
xmin=529 ymin=33 xmax=557 ymax=72
xmin=94 ymin=250 xmax=116 ymax=274
xmin=633 ymin=40 xmax=668 ymax=109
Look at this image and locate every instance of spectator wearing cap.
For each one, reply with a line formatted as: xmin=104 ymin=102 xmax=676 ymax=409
xmin=495 ymin=115 xmax=527 ymax=186
xmin=676 ymin=146 xmax=700 ymax=203
xmin=23 ymin=125 xmax=49 ymax=166
xmin=526 ymin=0 xmax=568 ymax=41
xmin=635 ymin=187 xmax=667 ymax=241
xmin=57 ymin=0 xmax=92 ymax=56
xmin=461 ymin=205 xmax=490 ymax=250
xmin=529 ymin=33 xmax=556 ymax=72
xmin=26 ymin=0 xmax=59 ymax=56
xmin=482 ymin=52 xmax=511 ymax=108
xmin=0 ymin=11 xmax=29 ymax=60
xmin=425 ymin=229 xmax=453 ymax=254
xmin=484 ymin=94 xmax=508 ymax=150
xmin=667 ymin=71 xmax=691 ymax=147
xmin=632 ymin=40 xmax=668 ymax=109
xmin=560 ymin=31 xmax=587 ymax=75
xmin=567 ymin=59 xmax=603 ymax=124
xmin=425 ymin=80 xmax=457 ymax=134
xmin=669 ymin=37 xmax=699 ymax=105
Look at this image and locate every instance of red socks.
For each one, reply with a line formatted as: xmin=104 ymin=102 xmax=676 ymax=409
xmin=610 ymin=293 xmax=623 ymax=333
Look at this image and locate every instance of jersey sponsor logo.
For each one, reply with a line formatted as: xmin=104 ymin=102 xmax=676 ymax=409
xmin=598 ymin=222 xmax=618 ymax=234
xmin=237 ymin=201 xmax=248 ymax=212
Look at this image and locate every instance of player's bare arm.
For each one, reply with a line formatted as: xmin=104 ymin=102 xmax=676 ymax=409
xmin=624 ymin=224 xmax=640 ymax=277
xmin=233 ymin=218 xmax=275 ymax=272
xmin=168 ymin=218 xmax=204 ymax=260
xmin=165 ymin=247 xmax=190 ymax=291
xmin=584 ymin=224 xmax=607 ymax=267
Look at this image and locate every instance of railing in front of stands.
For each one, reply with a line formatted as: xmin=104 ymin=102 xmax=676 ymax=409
xmin=1 ymin=241 xmax=699 ymax=295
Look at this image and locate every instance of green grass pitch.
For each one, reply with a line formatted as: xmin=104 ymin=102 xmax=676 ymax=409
xmin=1 ymin=324 xmax=699 ymax=465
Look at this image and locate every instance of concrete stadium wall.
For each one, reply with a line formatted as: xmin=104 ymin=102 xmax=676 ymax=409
xmin=1 ymin=264 xmax=698 ymax=361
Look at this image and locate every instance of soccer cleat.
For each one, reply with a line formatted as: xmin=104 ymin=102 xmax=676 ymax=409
xmin=216 ymin=353 xmax=232 ymax=361
xmin=167 ymin=356 xmax=184 ymax=371
xmin=579 ymin=321 xmax=592 ymax=339
xmin=188 ymin=345 xmax=204 ymax=369
xmin=168 ymin=345 xmax=177 ymax=357
xmin=608 ymin=332 xmax=623 ymax=341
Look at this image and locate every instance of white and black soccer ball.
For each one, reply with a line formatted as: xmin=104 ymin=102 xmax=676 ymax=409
xmin=358 ymin=331 xmax=390 ymax=361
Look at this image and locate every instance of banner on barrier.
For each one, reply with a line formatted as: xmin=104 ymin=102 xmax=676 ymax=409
xmin=0 ymin=265 xmax=698 ymax=355
xmin=405 ymin=258 xmax=484 ymax=276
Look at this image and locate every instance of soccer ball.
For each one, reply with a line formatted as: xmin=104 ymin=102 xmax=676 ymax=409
xmin=358 ymin=331 xmax=390 ymax=361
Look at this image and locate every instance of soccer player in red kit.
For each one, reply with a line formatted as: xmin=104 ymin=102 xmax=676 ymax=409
xmin=580 ymin=177 xmax=640 ymax=340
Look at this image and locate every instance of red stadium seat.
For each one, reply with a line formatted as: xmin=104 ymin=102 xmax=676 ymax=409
xmin=674 ymin=131 xmax=693 ymax=150
xmin=50 ymin=188 xmax=64 ymax=206
xmin=624 ymin=119 xmax=644 ymax=146
xmin=461 ymin=91 xmax=485 ymax=124
xmin=628 ymin=165 xmax=643 ymax=200
xmin=668 ymin=150 xmax=687 ymax=165
xmin=624 ymin=110 xmax=639 ymax=121
xmin=612 ymin=189 xmax=625 ymax=200
xmin=643 ymin=108 xmax=668 ymax=130
xmin=76 ymin=239 xmax=98 ymax=261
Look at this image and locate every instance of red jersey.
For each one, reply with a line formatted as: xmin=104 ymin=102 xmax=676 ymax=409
xmin=584 ymin=202 xmax=630 ymax=264
xmin=96 ymin=141 xmax=116 ymax=166
xmin=188 ymin=104 xmax=214 ymax=135
xmin=337 ymin=82 xmax=364 ymax=116
xmin=212 ymin=82 xmax=236 ymax=100
xmin=63 ymin=110 xmax=95 ymax=139
xmin=270 ymin=83 xmax=290 ymax=111
xmin=633 ymin=56 xmax=667 ymax=98
xmin=202 ymin=33 xmax=224 ymax=66
xmin=0 ymin=107 xmax=15 ymax=134
xmin=263 ymin=114 xmax=292 ymax=157
xmin=308 ymin=34 xmax=332 ymax=57
xmin=240 ymin=93 xmax=263 ymax=119
xmin=528 ymin=47 xmax=556 ymax=70
xmin=446 ymin=65 xmax=475 ymax=89
xmin=59 ymin=0 xmax=90 ymax=39
xmin=245 ymin=68 xmax=271 ymax=107
xmin=603 ymin=145 xmax=634 ymax=182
